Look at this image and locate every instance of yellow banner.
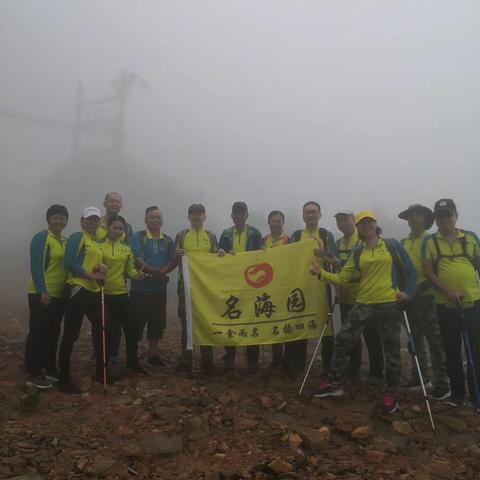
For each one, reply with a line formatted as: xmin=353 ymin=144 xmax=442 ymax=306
xmin=182 ymin=239 xmax=330 ymax=347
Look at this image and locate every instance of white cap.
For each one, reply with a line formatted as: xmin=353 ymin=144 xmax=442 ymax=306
xmin=82 ymin=206 xmax=101 ymax=218
xmin=334 ymin=210 xmax=354 ymax=217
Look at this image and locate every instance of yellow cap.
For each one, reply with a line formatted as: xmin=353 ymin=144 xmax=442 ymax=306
xmin=354 ymin=210 xmax=378 ymax=224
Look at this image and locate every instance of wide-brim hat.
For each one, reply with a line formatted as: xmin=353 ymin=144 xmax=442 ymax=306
xmin=398 ymin=204 xmax=434 ymax=230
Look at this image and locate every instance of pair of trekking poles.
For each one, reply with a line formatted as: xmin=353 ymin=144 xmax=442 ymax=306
xmin=298 ymin=298 xmax=480 ymax=431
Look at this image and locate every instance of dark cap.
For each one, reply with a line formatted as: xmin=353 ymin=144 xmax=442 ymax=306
xmin=434 ymin=199 xmax=457 ymax=215
xmin=231 ymin=201 xmax=248 ymax=213
xmin=188 ymin=203 xmax=205 ymax=214
xmin=398 ymin=204 xmax=434 ymax=229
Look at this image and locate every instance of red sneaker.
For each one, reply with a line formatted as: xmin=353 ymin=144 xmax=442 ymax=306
xmin=382 ymin=393 xmax=399 ymax=414
xmin=312 ymin=380 xmax=343 ymax=398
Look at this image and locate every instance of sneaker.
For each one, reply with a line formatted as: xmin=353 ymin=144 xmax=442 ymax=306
xmin=148 ymin=355 xmax=166 ymax=368
xmin=44 ymin=369 xmax=60 ymax=383
xmin=430 ymin=387 xmax=451 ymax=401
xmin=444 ymin=396 xmax=466 ymax=407
xmin=312 ymin=380 xmax=344 ymax=398
xmin=58 ymin=379 xmax=82 ymax=394
xmin=382 ymin=393 xmax=399 ymax=415
xmin=404 ymin=379 xmax=432 ymax=392
xmin=128 ymin=363 xmax=149 ymax=376
xmin=26 ymin=375 xmax=53 ymax=390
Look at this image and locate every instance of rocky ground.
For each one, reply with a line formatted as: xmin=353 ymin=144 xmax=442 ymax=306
xmin=1 ymin=307 xmax=480 ymax=480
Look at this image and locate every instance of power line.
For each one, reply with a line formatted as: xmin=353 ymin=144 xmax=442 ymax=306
xmin=0 ymin=106 xmax=71 ymax=128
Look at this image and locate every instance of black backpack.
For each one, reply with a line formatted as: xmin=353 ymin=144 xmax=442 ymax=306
xmin=292 ymin=227 xmax=330 ymax=252
xmin=430 ymin=230 xmax=478 ymax=273
xmin=176 ymin=229 xmax=217 ymax=253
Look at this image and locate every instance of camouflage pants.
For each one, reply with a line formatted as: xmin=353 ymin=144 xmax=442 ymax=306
xmin=329 ymin=302 xmax=401 ymax=391
xmin=405 ymin=295 xmax=449 ymax=389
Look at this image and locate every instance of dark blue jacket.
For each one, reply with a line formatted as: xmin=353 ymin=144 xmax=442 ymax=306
xmin=219 ymin=225 xmax=263 ymax=252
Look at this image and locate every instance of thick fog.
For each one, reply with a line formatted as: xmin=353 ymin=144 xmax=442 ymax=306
xmin=1 ymin=1 xmax=479 ymax=309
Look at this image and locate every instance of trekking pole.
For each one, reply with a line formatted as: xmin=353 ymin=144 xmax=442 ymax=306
xmin=458 ymin=303 xmax=480 ymax=412
xmin=299 ymin=298 xmax=337 ymax=396
xmin=100 ymin=285 xmax=108 ymax=395
xmin=402 ymin=310 xmax=435 ymax=431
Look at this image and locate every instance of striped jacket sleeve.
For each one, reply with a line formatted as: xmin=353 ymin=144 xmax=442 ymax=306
xmin=64 ymin=232 xmax=85 ymax=277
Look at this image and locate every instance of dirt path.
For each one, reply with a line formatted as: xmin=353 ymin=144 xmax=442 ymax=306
xmin=1 ymin=309 xmax=479 ymax=479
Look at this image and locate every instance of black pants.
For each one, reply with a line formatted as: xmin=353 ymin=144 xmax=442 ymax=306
xmin=130 ymin=289 xmax=167 ymax=341
xmin=272 ymin=343 xmax=284 ymax=367
xmin=58 ymin=285 xmax=105 ymax=381
xmin=340 ymin=302 xmax=384 ymax=379
xmin=224 ymin=345 xmax=259 ymax=367
xmin=438 ymin=301 xmax=480 ymax=400
xmin=25 ymin=294 xmax=64 ymax=376
xmin=105 ymin=294 xmax=139 ymax=367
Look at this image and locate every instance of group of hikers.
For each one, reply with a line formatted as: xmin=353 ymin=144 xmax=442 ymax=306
xmin=25 ymin=192 xmax=480 ymax=416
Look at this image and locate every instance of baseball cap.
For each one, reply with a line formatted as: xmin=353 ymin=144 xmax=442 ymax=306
xmin=188 ymin=203 xmax=205 ymax=214
xmin=354 ymin=210 xmax=378 ymax=225
xmin=334 ymin=210 xmax=354 ymax=217
xmin=82 ymin=206 xmax=101 ymax=218
xmin=398 ymin=204 xmax=434 ymax=229
xmin=232 ymin=201 xmax=248 ymax=213
xmin=434 ymin=199 xmax=457 ymax=214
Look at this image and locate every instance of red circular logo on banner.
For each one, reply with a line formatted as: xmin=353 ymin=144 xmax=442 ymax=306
xmin=244 ymin=263 xmax=274 ymax=288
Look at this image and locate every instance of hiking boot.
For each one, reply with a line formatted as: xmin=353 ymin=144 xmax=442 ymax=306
xmin=312 ymin=380 xmax=344 ymax=398
xmin=367 ymin=375 xmax=383 ymax=387
xmin=26 ymin=375 xmax=53 ymax=390
xmin=58 ymin=379 xmax=82 ymax=395
xmin=223 ymin=362 xmax=235 ymax=379
xmin=404 ymin=379 xmax=432 ymax=392
xmin=430 ymin=387 xmax=451 ymax=401
xmin=247 ymin=361 xmax=258 ymax=375
xmin=128 ymin=363 xmax=149 ymax=376
xmin=44 ymin=369 xmax=60 ymax=383
xmin=95 ymin=370 xmax=117 ymax=385
xmin=444 ymin=395 xmax=466 ymax=407
xmin=201 ymin=362 xmax=214 ymax=376
xmin=175 ymin=356 xmax=193 ymax=374
xmin=148 ymin=355 xmax=166 ymax=368
xmin=382 ymin=393 xmax=399 ymax=415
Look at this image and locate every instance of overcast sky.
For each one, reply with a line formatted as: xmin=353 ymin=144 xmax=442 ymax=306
xmin=1 ymin=1 xmax=479 ymax=301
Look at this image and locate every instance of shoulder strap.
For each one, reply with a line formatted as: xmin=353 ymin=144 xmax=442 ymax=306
xmin=205 ymin=230 xmax=217 ymax=252
xmin=292 ymin=230 xmax=301 ymax=243
xmin=177 ymin=229 xmax=188 ymax=249
xmin=459 ymin=230 xmax=477 ymax=270
xmin=431 ymin=233 xmax=442 ymax=273
xmin=353 ymin=244 xmax=363 ymax=270
xmin=138 ymin=230 xmax=147 ymax=255
xmin=319 ymin=228 xmax=328 ymax=250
